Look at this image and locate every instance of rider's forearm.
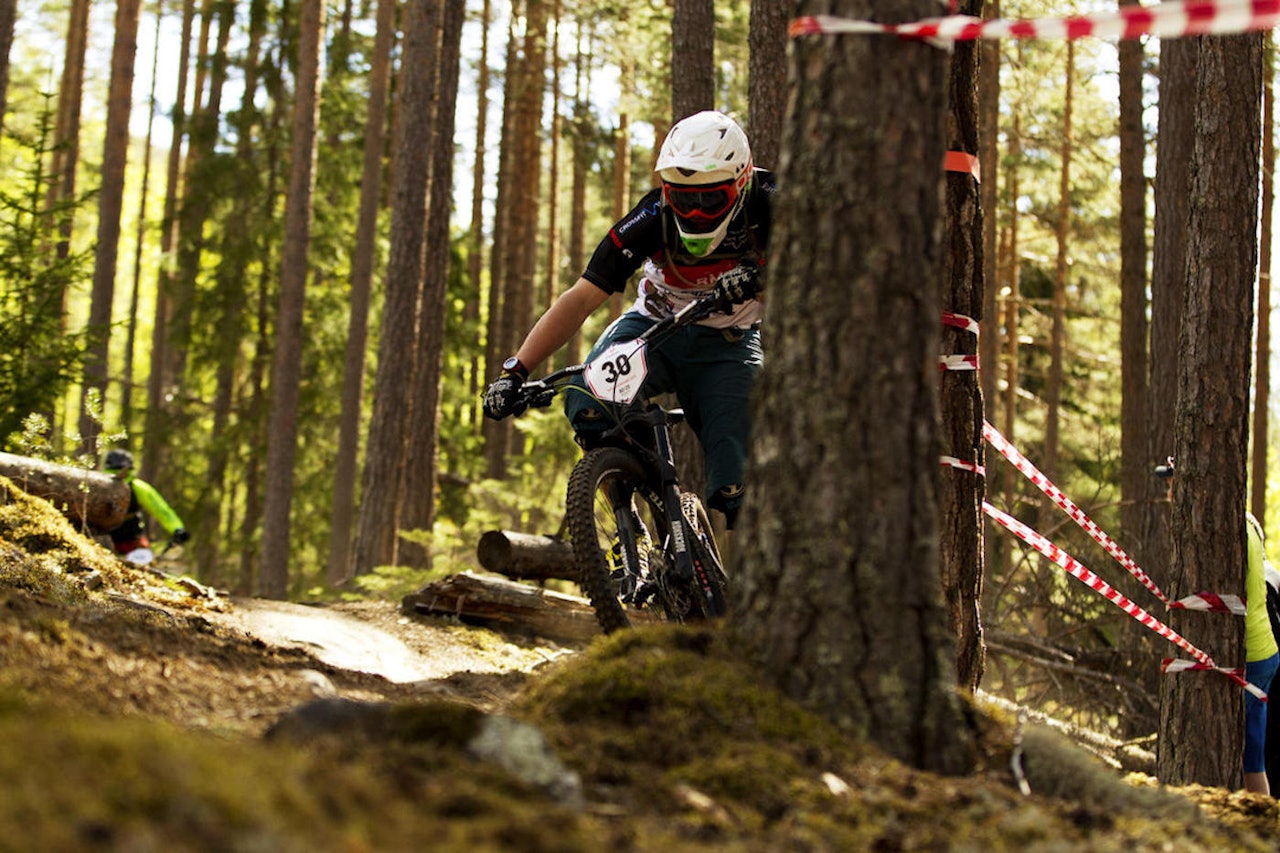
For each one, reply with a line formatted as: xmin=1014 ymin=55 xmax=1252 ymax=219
xmin=513 ymin=278 xmax=610 ymax=373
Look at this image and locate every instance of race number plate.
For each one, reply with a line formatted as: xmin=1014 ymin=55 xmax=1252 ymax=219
xmin=585 ymin=340 xmax=649 ymax=405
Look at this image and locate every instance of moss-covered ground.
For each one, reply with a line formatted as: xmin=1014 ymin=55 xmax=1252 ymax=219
xmin=1 ymin=474 xmax=1277 ymax=850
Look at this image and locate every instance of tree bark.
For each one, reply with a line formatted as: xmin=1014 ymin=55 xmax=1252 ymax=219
xmin=259 ymin=0 xmax=325 ymax=598
xmin=352 ymin=0 xmax=444 ymax=574
xmin=940 ymin=0 xmax=985 ymax=693
xmin=733 ymin=0 xmax=974 ymax=776
xmin=747 ymin=0 xmax=788 ymax=170
xmin=671 ymin=0 xmax=714 ymax=121
xmin=326 ymin=0 xmax=397 ymax=586
xmin=0 ymin=453 xmax=131 ymax=532
xmin=1252 ymin=34 xmax=1274 ymax=529
xmin=80 ymin=0 xmax=143 ymax=455
xmin=1158 ymin=31 xmax=1262 ymax=790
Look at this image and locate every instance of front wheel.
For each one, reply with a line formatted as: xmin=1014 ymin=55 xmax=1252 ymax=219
xmin=566 ymin=447 xmax=669 ymax=633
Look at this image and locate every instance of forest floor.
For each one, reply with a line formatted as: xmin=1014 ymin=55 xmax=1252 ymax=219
xmin=3 ymin=475 xmax=1280 ymax=851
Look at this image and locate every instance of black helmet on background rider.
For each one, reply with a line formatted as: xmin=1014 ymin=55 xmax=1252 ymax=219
xmin=104 ymin=449 xmax=135 ymax=473
xmin=655 ymin=110 xmax=753 ymax=258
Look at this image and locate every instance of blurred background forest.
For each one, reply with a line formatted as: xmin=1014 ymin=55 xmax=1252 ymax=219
xmin=2 ymin=0 xmax=1278 ymax=742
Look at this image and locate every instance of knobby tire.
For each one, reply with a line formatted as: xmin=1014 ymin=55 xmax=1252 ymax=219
xmin=566 ymin=447 xmax=665 ymax=633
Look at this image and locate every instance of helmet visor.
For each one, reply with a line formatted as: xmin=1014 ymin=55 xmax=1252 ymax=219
xmin=663 ymin=180 xmax=737 ymax=224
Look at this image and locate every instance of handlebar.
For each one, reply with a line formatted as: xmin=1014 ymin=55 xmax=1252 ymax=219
xmin=513 ymin=291 xmax=725 ymax=412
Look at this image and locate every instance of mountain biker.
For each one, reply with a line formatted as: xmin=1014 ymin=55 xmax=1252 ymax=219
xmin=102 ymin=449 xmax=190 ymax=566
xmin=482 ymin=110 xmax=775 ymax=529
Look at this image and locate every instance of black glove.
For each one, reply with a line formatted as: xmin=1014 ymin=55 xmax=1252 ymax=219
xmin=482 ymin=373 xmax=526 ymax=420
xmin=711 ymin=264 xmax=762 ymax=311
xmin=171 ymin=528 xmax=191 ymax=545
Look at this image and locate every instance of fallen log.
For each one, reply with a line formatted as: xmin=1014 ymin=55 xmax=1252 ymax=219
xmin=403 ymin=571 xmax=602 ymax=642
xmin=0 ymin=452 xmax=131 ymax=532
xmin=476 ymin=530 xmax=578 ymax=582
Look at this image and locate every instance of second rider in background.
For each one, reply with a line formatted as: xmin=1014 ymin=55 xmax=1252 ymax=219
xmin=482 ymin=110 xmax=777 ymax=530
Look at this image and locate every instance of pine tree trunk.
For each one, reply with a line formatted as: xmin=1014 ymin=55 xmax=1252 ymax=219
xmin=401 ymin=0 xmax=465 ymax=570
xmin=671 ymin=0 xmax=713 ymax=121
xmin=1252 ymin=35 xmax=1274 ymax=528
xmin=1159 ymin=31 xmax=1262 ymax=790
xmin=1041 ymin=41 xmax=1073 ymax=513
xmin=733 ymin=0 xmax=973 ymax=777
xmin=939 ymin=0 xmax=985 ymax=693
xmin=465 ymin=0 xmax=491 ymax=425
xmin=259 ymin=0 xmax=325 ymax=598
xmin=747 ymin=0 xmax=787 ymax=170
xmin=351 ymin=0 xmax=443 ymax=574
xmin=0 ymin=0 xmax=15 ymax=128
xmin=326 ymin=0 xmax=397 ymax=586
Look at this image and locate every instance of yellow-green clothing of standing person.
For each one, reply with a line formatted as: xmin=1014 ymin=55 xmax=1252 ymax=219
xmin=1244 ymin=512 xmax=1278 ymax=795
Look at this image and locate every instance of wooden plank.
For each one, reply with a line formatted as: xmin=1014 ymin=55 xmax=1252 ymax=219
xmin=0 ymin=452 xmax=131 ymax=531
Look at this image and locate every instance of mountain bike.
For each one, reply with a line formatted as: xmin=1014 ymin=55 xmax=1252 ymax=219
xmin=511 ymin=294 xmax=731 ymax=633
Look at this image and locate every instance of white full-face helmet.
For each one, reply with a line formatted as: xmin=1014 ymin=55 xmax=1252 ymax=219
xmin=655 ymin=111 xmax=753 ymax=257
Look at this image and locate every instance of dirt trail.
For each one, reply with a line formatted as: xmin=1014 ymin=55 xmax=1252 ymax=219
xmin=212 ymin=597 xmax=573 ymax=684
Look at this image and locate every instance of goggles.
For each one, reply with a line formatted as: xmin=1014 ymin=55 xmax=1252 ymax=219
xmin=662 ymin=180 xmax=738 ymax=222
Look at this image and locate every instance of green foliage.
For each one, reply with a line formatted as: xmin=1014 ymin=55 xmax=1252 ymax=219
xmin=0 ymin=106 xmax=94 ymax=442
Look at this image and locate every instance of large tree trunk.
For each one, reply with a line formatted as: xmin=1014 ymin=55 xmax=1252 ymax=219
xmin=1158 ymin=31 xmax=1262 ymax=790
xmin=259 ymin=0 xmax=325 ymax=598
xmin=326 ymin=0 xmax=397 ymax=586
xmin=733 ymin=0 xmax=973 ymax=776
xmin=939 ymin=0 xmax=985 ymax=694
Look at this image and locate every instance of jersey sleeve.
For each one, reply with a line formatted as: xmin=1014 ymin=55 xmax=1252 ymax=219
xmin=582 ymin=187 xmax=666 ymax=294
xmin=131 ymin=478 xmax=186 ymax=536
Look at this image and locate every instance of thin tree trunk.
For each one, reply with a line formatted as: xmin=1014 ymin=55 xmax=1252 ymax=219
xmin=1041 ymin=40 xmax=1073 ymax=513
xmin=401 ymin=0 xmax=465 ymax=570
xmin=1252 ymin=34 xmax=1274 ymax=528
xmin=326 ymin=0 xmax=397 ymax=586
xmin=0 ymin=0 xmax=15 ymax=128
xmin=747 ymin=0 xmax=787 ymax=170
xmin=143 ymin=0 xmax=195 ymax=478
xmin=259 ymin=0 xmax=325 ymax=598
xmin=671 ymin=0 xmax=713 ymax=121
xmin=123 ymin=4 xmax=164 ymax=433
xmin=80 ymin=0 xmax=143 ymax=455
xmin=940 ymin=0 xmax=985 ymax=693
xmin=352 ymin=0 xmax=444 ymax=574
xmin=465 ymin=0 xmax=491 ymax=426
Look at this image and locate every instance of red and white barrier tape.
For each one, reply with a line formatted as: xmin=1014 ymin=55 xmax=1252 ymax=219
xmin=941 ymin=455 xmax=985 ymax=475
xmin=941 ymin=311 xmax=980 ymax=336
xmin=939 ymin=354 xmax=979 ymax=371
xmin=1171 ymin=592 xmax=1248 ymax=616
xmin=1162 ymin=659 xmax=1266 ymax=700
xmin=985 ymin=501 xmax=1264 ymax=699
xmin=945 ymin=150 xmax=981 ymax=181
xmin=790 ymin=0 xmax=1280 ymax=43
xmin=983 ymin=421 xmax=1171 ymax=605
